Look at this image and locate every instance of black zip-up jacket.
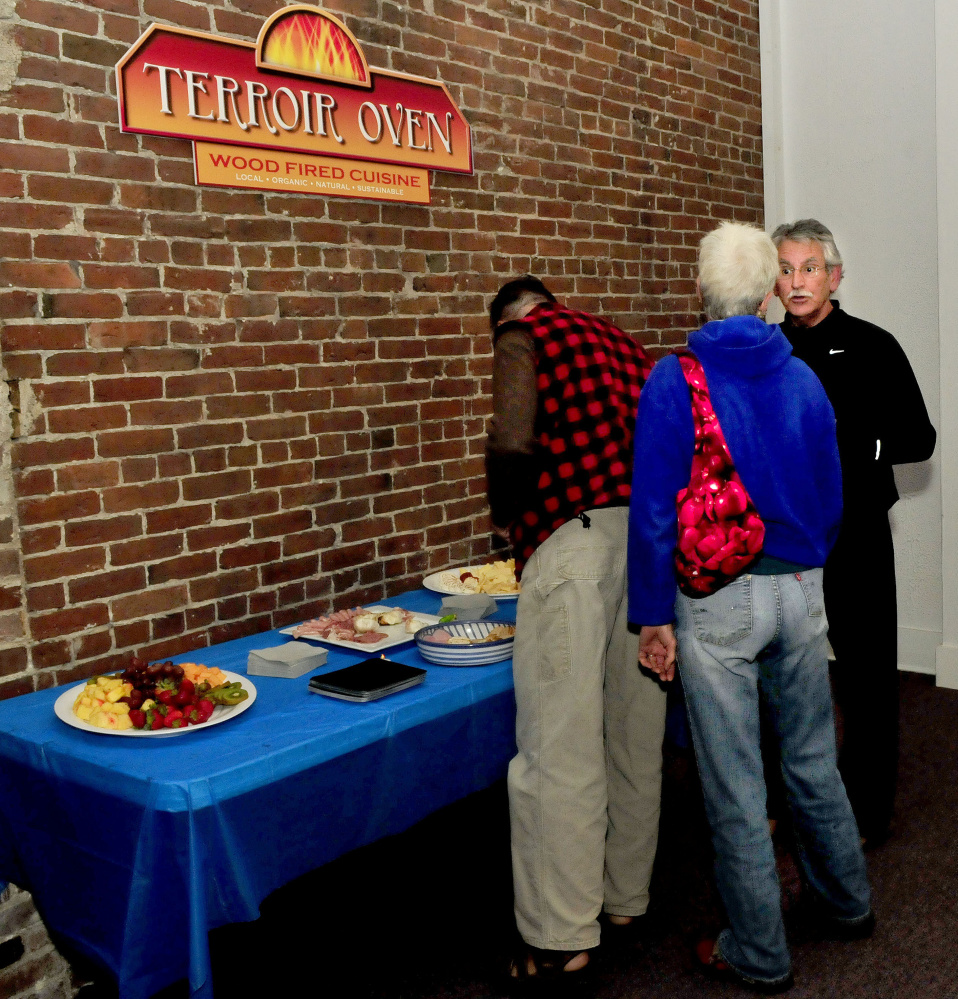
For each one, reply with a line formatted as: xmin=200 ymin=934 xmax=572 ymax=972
xmin=782 ymin=302 xmax=936 ymax=512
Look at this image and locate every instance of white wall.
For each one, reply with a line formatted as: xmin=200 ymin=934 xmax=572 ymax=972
xmin=760 ymin=0 xmax=945 ymax=679
xmin=934 ymin=1 xmax=958 ymax=688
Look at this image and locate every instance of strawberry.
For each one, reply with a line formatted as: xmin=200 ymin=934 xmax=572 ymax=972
xmin=163 ymin=707 xmax=184 ymax=728
xmin=173 ymin=679 xmax=195 ymax=707
xmin=186 ymin=697 xmax=215 ymax=724
xmin=129 ymin=709 xmax=146 ymax=729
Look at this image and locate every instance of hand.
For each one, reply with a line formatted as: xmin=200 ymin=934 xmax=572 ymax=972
xmin=638 ymin=624 xmax=676 ymax=682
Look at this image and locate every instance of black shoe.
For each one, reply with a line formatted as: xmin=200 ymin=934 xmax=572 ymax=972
xmin=820 ymin=910 xmax=876 ymax=941
xmin=791 ymin=895 xmax=876 ymax=943
xmin=801 ymin=900 xmax=875 ymax=940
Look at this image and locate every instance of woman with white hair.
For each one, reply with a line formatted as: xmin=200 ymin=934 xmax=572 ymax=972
xmin=627 ymin=222 xmax=872 ymax=993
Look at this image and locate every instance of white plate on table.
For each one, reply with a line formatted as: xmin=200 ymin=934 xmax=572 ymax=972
xmin=422 ymin=566 xmax=520 ymax=601
xmin=54 ymin=671 xmax=256 ymax=738
xmin=280 ymin=605 xmax=441 ymax=653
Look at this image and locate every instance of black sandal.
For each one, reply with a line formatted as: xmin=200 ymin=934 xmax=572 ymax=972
xmin=507 ymin=946 xmax=594 ymax=989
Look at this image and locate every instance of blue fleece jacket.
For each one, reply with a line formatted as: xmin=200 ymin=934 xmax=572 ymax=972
xmin=627 ymin=315 xmax=842 ymax=626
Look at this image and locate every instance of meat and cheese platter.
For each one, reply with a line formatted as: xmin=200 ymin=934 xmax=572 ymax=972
xmin=279 ymin=605 xmax=441 ymax=654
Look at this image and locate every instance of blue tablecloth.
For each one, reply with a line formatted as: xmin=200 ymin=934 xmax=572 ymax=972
xmin=0 ymin=591 xmax=517 ymax=998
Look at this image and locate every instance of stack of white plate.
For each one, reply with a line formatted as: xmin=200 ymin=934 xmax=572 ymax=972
xmin=415 ymin=621 xmax=515 ymax=666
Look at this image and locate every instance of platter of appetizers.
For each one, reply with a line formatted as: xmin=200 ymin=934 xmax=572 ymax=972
xmin=55 ymin=662 xmax=256 ymax=737
xmin=280 ymin=605 xmax=440 ymax=653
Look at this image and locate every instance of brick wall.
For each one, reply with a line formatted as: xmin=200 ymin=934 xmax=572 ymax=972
xmin=0 ymin=0 xmax=763 ymax=992
xmin=0 ymin=0 xmax=764 ymax=698
xmin=0 ymin=885 xmax=77 ymax=999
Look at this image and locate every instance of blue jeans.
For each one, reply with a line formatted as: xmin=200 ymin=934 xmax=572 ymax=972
xmin=675 ymin=570 xmax=871 ymax=985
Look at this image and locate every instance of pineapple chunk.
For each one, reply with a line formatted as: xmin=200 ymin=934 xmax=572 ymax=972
xmin=73 ymin=676 xmax=133 ymax=726
xmin=88 ymin=703 xmax=133 ymax=729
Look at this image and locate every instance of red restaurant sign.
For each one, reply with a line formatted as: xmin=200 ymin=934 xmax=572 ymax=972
xmin=116 ymin=4 xmax=472 ymax=202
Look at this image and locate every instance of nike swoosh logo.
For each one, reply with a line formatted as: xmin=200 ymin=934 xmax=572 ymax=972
xmin=829 ymin=348 xmax=844 ymax=354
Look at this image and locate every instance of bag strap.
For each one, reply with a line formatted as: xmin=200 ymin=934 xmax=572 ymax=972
xmin=673 ymin=351 xmax=765 ymax=597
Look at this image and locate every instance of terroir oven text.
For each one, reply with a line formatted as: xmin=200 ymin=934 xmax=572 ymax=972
xmin=144 ymin=62 xmax=456 ymax=154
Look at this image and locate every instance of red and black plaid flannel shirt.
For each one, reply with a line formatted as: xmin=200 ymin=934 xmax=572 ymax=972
xmin=493 ymin=302 xmax=653 ymax=574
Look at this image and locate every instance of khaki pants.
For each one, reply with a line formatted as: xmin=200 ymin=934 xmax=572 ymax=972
xmin=508 ymin=508 xmax=667 ymax=951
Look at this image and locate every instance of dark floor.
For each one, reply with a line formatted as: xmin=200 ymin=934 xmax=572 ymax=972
xmin=76 ymin=671 xmax=958 ymax=999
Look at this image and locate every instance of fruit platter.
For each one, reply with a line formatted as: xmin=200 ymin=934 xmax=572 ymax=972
xmin=54 ymin=656 xmax=256 ymax=737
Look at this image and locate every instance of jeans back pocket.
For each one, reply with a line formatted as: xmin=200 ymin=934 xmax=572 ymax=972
xmin=796 ymin=568 xmax=825 ymax=618
xmin=680 ymin=574 xmax=753 ymax=647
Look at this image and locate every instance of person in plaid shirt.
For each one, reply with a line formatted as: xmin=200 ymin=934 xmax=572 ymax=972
xmin=486 ymin=276 xmax=667 ymax=984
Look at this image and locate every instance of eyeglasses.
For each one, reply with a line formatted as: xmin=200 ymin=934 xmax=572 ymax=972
xmin=779 ymin=264 xmax=826 ymax=278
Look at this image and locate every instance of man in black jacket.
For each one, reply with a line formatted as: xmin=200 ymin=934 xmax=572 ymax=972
xmin=772 ymin=219 xmax=937 ymax=849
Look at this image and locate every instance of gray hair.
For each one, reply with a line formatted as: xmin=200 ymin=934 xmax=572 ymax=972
xmin=698 ymin=222 xmax=779 ymax=321
xmin=770 ymin=218 xmax=843 ymax=270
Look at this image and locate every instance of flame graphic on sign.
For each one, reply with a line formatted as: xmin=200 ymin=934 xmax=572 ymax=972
xmin=260 ymin=10 xmax=368 ymax=83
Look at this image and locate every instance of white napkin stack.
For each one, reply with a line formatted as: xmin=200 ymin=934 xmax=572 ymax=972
xmin=438 ymin=594 xmax=497 ymax=620
xmin=247 ymin=641 xmax=328 ymax=678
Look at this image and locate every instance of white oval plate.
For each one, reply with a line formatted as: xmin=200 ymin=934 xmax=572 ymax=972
xmin=422 ymin=567 xmax=520 ymax=601
xmin=54 ymin=670 xmax=256 ymax=737
xmin=280 ymin=605 xmax=441 ymax=652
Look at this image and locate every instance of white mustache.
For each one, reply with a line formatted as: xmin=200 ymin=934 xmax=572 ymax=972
xmin=786 ymin=290 xmax=810 ymax=300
